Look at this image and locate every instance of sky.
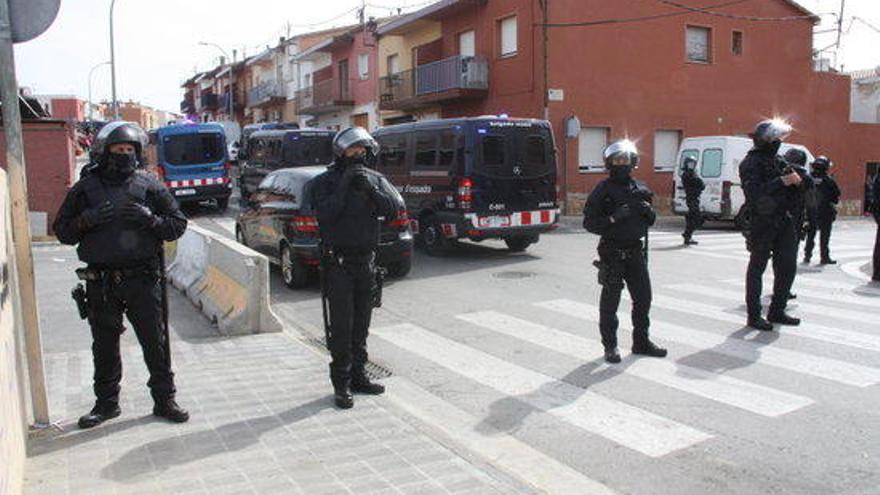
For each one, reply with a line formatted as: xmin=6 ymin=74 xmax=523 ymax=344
xmin=11 ymin=0 xmax=880 ymax=114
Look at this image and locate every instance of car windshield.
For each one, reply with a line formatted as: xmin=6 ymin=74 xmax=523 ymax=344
xmin=282 ymin=135 xmax=334 ymax=166
xmin=163 ymin=133 xmax=225 ymax=166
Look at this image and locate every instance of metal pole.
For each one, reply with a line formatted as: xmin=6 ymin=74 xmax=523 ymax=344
xmin=0 ymin=0 xmax=50 ymax=425
xmin=541 ymin=0 xmax=549 ymax=122
xmin=199 ymin=42 xmax=231 ymax=121
xmin=110 ymin=0 xmax=119 ymax=119
xmin=88 ymin=61 xmax=110 ymax=121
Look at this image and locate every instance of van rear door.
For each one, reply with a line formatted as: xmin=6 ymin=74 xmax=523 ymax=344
xmin=471 ymin=122 xmax=557 ymax=214
xmin=161 ymin=130 xmax=227 ymax=184
xmin=673 ymin=145 xmax=700 ymax=215
xmin=697 ymin=139 xmax=726 ymax=216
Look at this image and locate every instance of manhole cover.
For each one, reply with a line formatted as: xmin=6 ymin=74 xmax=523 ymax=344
xmin=492 ymin=271 xmax=536 ymax=280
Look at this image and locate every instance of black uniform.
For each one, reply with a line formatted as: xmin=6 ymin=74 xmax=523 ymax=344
xmin=804 ymin=172 xmax=841 ymax=263
xmin=583 ymin=177 xmax=656 ymax=351
xmin=681 ymin=168 xmax=705 ymax=242
xmin=739 ymin=148 xmax=799 ymax=322
xmin=304 ymin=164 xmax=398 ymax=393
xmin=54 ymin=168 xmax=187 ymax=408
xmin=871 ymin=172 xmax=880 ymax=281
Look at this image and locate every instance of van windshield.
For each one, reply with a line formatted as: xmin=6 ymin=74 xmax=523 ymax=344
xmin=283 ymin=135 xmax=334 ymax=166
xmin=163 ymin=133 xmax=225 ymax=166
xmin=477 ymin=125 xmax=553 ymax=178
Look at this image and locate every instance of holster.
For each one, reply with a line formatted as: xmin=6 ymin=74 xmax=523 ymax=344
xmin=593 ymin=255 xmax=625 ymax=289
xmin=71 ymin=283 xmax=89 ymax=320
xmin=372 ymin=266 xmax=386 ymax=308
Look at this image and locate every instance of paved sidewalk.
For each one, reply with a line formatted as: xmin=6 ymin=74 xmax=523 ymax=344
xmin=25 ymin=244 xmax=516 ymax=495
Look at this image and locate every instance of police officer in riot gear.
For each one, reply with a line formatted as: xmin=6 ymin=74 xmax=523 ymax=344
xmin=54 ymin=121 xmax=189 ymax=428
xmin=303 ymin=127 xmax=400 ymax=409
xmin=871 ymin=170 xmax=880 ymax=282
xmin=583 ymin=139 xmax=667 ymax=363
xmin=739 ymin=119 xmax=802 ymax=331
xmin=804 ymin=156 xmax=841 ymax=265
xmin=680 ymin=156 xmax=705 ymax=245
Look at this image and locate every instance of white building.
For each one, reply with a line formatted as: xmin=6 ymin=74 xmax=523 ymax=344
xmin=850 ymin=67 xmax=880 ymax=124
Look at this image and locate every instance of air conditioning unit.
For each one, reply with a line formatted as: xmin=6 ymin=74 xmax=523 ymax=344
xmin=461 ymin=57 xmax=486 ymax=89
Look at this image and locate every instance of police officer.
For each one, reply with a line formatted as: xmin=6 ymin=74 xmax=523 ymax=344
xmin=303 ymin=127 xmax=400 ymax=409
xmin=781 ymin=148 xmax=815 ymax=301
xmin=53 ymin=122 xmax=189 ymax=428
xmin=871 ymin=170 xmax=880 ymax=282
xmin=583 ymin=139 xmax=667 ymax=363
xmin=739 ymin=119 xmax=802 ymax=331
xmin=680 ymin=156 xmax=705 ymax=245
xmin=804 ymin=156 xmax=841 ymax=265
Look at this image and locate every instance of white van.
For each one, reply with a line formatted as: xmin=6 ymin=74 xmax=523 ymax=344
xmin=672 ymin=136 xmax=814 ymax=228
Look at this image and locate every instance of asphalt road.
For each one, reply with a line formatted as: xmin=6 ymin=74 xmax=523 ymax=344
xmin=192 ymin=203 xmax=880 ymax=495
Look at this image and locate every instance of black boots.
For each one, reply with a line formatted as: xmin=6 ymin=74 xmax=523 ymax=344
xmin=767 ymin=310 xmax=801 ymax=326
xmin=153 ymin=399 xmax=190 ymax=423
xmin=78 ymin=402 xmax=121 ymax=429
xmin=748 ymin=316 xmax=774 ymax=331
xmin=351 ymin=375 xmax=385 ymax=395
xmin=631 ymin=339 xmax=668 ymax=358
xmin=820 ymin=258 xmax=837 ymax=265
xmin=334 ymin=387 xmax=354 ymax=409
xmin=604 ymin=347 xmax=621 ymax=364
xmin=683 ymin=238 xmax=699 ymax=246
xmin=333 ymin=373 xmax=385 ymax=409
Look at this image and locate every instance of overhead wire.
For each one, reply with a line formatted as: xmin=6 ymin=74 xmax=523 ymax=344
xmin=536 ymin=0 xmax=751 ymax=28
xmin=655 ymin=0 xmax=837 ymax=22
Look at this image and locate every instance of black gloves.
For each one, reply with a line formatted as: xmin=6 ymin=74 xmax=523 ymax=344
xmin=121 ymin=203 xmax=159 ymax=229
xmin=78 ymin=201 xmax=114 ymax=231
xmin=610 ymin=204 xmax=631 ymax=223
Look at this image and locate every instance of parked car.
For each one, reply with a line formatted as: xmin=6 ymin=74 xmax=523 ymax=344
xmin=238 ymin=128 xmax=335 ymax=205
xmin=235 ymin=167 xmax=413 ymax=288
xmin=372 ymin=116 xmax=560 ymax=254
xmin=672 ymin=136 xmax=814 ymax=228
xmin=145 ymin=122 xmax=232 ymax=210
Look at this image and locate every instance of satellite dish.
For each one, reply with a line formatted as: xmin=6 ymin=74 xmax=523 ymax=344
xmin=8 ymin=0 xmax=61 ymax=44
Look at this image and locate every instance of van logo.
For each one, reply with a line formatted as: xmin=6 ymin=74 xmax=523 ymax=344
xmin=512 ymin=166 xmax=523 ymax=176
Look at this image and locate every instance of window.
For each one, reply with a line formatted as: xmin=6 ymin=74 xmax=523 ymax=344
xmin=732 ymin=30 xmax=743 ymax=56
xmin=377 ymin=134 xmax=408 ymax=169
xmin=459 ymin=30 xmax=476 ymax=57
xmin=499 ymin=16 xmax=517 ymax=58
xmin=653 ymin=130 xmax=681 ymax=173
xmin=525 ymin=136 xmax=547 ymax=166
xmin=701 ymin=148 xmax=723 ymax=178
xmin=481 ymin=136 xmax=505 ymax=166
xmin=358 ymin=53 xmax=369 ymax=80
xmin=679 ymin=149 xmax=699 ymax=175
xmin=578 ymin=127 xmax=609 ymax=173
xmin=387 ymin=54 xmax=400 ymax=76
xmin=414 ymin=132 xmax=438 ymax=168
xmin=686 ymin=25 xmax=712 ymax=63
xmin=438 ymin=132 xmax=458 ymax=168
xmin=162 ymin=133 xmax=224 ymax=166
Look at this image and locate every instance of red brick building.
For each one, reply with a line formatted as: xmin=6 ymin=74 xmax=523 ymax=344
xmin=378 ymin=0 xmax=880 ymax=214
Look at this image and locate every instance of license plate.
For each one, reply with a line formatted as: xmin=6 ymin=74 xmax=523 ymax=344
xmin=175 ymin=188 xmax=196 ymax=196
xmin=480 ymin=216 xmax=510 ymax=228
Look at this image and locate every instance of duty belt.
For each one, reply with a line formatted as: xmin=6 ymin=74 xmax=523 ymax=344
xmin=324 ymin=248 xmax=375 ymax=266
xmin=76 ymin=266 xmax=158 ymax=283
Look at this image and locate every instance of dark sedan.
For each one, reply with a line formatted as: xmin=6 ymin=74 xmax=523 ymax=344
xmin=235 ymin=166 xmax=413 ymax=288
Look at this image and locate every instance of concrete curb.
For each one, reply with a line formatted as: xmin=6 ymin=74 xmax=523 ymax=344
xmin=167 ymin=224 xmax=282 ymax=335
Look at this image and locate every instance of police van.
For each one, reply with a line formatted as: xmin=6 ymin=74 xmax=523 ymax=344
xmin=672 ymin=136 xmax=814 ymax=228
xmin=372 ymin=117 xmax=559 ymax=254
xmin=147 ymin=123 xmax=232 ymax=210
xmin=239 ymin=128 xmax=335 ymax=203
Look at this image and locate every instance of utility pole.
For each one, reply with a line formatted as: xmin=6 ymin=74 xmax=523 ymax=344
xmin=540 ymin=0 xmax=549 ymax=122
xmin=110 ymin=0 xmax=120 ymax=119
xmin=835 ymin=0 xmax=846 ymax=69
xmin=0 ymin=0 xmax=50 ymax=425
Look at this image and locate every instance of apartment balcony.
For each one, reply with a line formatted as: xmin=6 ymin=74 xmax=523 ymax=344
xmin=247 ymin=81 xmax=286 ymax=108
xmin=379 ymin=55 xmax=488 ymax=111
xmin=296 ymin=78 xmax=354 ymax=115
xmin=180 ymin=98 xmax=195 ymax=114
xmin=199 ymin=93 xmax=219 ymax=111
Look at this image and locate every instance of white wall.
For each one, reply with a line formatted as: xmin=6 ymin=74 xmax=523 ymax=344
xmin=851 ymin=79 xmax=880 ymax=123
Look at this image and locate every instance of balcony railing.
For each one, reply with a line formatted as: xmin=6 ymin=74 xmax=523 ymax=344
xmin=247 ymin=81 xmax=285 ymax=108
xmin=199 ymin=93 xmax=219 ymax=111
xmin=379 ymin=55 xmax=488 ymax=109
xmin=296 ymin=78 xmax=354 ymax=115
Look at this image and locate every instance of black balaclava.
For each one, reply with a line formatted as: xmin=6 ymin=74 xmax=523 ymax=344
xmin=609 ymin=165 xmax=633 ymax=183
xmin=755 ymin=139 xmax=782 ymax=156
xmin=100 ymin=151 xmax=137 ymax=182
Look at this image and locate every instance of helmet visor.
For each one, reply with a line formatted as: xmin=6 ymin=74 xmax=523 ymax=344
xmin=333 ymin=127 xmax=379 ymax=156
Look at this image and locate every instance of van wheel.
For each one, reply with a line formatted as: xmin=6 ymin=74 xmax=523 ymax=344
xmin=235 ymin=225 xmax=247 ymax=247
xmin=216 ymin=197 xmax=229 ymax=212
xmin=281 ymin=244 xmax=309 ymax=289
xmin=386 ymin=258 xmax=412 ymax=278
xmin=421 ymin=217 xmax=449 ymax=256
xmin=505 ymin=236 xmax=532 ymax=252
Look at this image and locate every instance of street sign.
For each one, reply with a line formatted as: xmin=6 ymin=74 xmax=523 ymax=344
xmin=548 ymin=89 xmax=565 ymax=102
xmin=9 ymin=0 xmax=61 ymax=43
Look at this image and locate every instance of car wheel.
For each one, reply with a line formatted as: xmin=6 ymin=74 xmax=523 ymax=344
xmin=386 ymin=257 xmax=412 ymax=278
xmin=235 ymin=225 xmax=247 ymax=247
xmin=421 ymin=217 xmax=448 ymax=256
xmin=504 ymin=236 xmax=532 ymax=252
xmin=281 ymin=244 xmax=309 ymax=289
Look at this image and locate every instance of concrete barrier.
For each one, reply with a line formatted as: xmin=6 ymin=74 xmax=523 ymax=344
xmin=167 ymin=224 xmax=282 ymax=335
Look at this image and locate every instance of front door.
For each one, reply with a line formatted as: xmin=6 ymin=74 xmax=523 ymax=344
xmin=338 ymin=60 xmax=349 ymax=100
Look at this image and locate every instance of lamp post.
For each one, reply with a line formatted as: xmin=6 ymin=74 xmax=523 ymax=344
xmin=88 ymin=61 xmax=111 ymax=120
xmin=109 ymin=0 xmax=120 ymax=119
xmin=199 ymin=42 xmax=234 ymax=121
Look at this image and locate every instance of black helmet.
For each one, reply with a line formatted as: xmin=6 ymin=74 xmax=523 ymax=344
xmin=603 ymin=139 xmax=639 ymax=170
xmin=332 ymin=127 xmax=379 ymax=159
xmin=783 ymin=148 xmax=807 ymax=167
xmin=750 ymin=119 xmax=791 ymax=148
xmin=812 ymin=155 xmax=832 ymax=173
xmin=90 ymin=121 xmax=149 ymax=163
xmin=682 ymin=156 xmax=697 ymax=172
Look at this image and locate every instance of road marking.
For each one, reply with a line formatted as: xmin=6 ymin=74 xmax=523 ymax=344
xmin=841 ymin=259 xmax=873 ymax=283
xmin=384 ymin=376 xmax=618 ymax=495
xmin=668 ymin=283 xmax=880 ymax=331
xmin=536 ymin=299 xmax=880 ymax=388
xmin=793 ymin=276 xmax=880 ymax=296
xmin=720 ymin=279 xmax=880 ymax=311
xmin=373 ymin=323 xmax=712 ymax=457
xmin=457 ymin=311 xmax=813 ymax=417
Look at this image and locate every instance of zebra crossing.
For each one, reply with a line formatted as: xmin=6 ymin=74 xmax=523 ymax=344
xmin=366 ymin=263 xmax=879 ymax=491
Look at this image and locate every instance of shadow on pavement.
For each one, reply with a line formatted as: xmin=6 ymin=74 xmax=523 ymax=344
xmin=675 ymin=326 xmax=779 ymax=377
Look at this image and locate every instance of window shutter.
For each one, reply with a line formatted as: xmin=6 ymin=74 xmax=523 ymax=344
xmin=500 ymin=17 xmax=517 ymax=57
xmin=578 ymin=127 xmax=608 ymax=172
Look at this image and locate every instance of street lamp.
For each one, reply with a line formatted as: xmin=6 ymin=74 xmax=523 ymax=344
xmin=109 ymin=0 xmax=120 ymax=120
xmin=88 ymin=61 xmax=111 ymax=121
xmin=199 ymin=41 xmax=234 ymax=121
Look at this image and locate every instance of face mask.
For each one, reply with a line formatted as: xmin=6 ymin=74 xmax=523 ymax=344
xmin=106 ymin=152 xmax=137 ymax=176
xmin=758 ymin=140 xmax=782 ymax=155
xmin=609 ymin=165 xmax=632 ymax=182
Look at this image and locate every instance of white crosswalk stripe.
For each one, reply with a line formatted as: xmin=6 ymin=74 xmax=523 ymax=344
xmin=722 ymin=279 xmax=880 ymax=311
xmin=372 ymin=323 xmax=713 ymax=457
xmin=457 ymin=311 xmax=814 ymax=417
xmin=536 ymin=298 xmax=880 ymax=387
